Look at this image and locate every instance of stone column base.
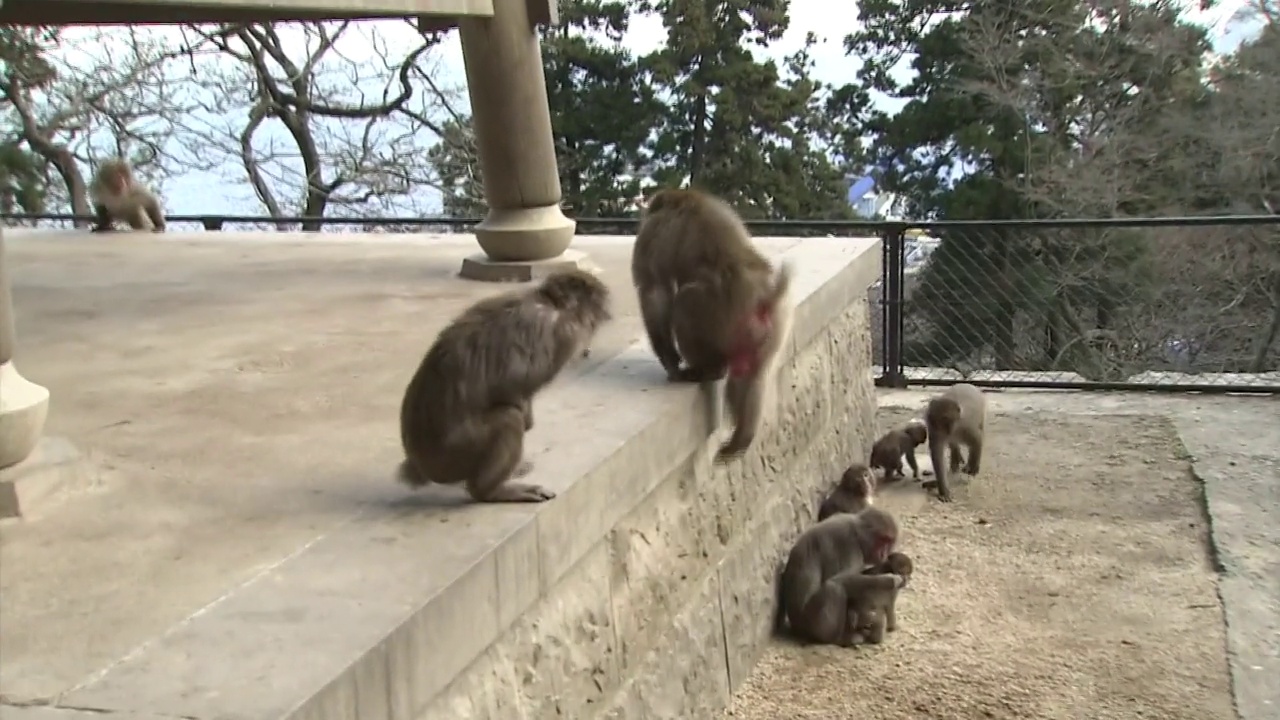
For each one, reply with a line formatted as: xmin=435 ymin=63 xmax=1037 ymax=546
xmin=0 ymin=437 xmax=92 ymax=520
xmin=459 ymin=248 xmax=599 ymax=283
xmin=0 ymin=360 xmax=49 ymax=469
xmin=473 ymin=206 xmax=576 ymax=263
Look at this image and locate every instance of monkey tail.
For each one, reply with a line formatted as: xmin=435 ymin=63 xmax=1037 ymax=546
xmin=396 ymin=458 xmax=430 ymax=488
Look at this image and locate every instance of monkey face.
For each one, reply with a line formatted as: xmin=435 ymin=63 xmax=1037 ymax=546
xmin=927 ymin=399 xmax=961 ymax=433
xmin=871 ymin=534 xmax=896 ymax=564
xmin=840 ymin=464 xmax=874 ymax=495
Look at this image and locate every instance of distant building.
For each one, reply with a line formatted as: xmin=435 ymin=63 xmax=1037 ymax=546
xmin=845 ymin=174 xmax=897 ymax=218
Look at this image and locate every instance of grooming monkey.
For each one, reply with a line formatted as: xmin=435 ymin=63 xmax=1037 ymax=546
xmin=397 ymin=269 xmax=612 ymax=503
xmin=89 ymin=158 xmax=166 ymax=232
xmin=817 ymin=463 xmax=876 ymax=521
xmin=870 ymin=419 xmax=928 ymax=481
xmin=779 ymin=507 xmax=905 ymax=647
xmin=630 ymin=188 xmax=794 ymax=461
xmin=921 ymin=383 xmax=988 ymax=503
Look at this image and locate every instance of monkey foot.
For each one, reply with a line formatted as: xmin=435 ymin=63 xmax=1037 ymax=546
xmin=481 ymin=482 xmax=555 ymax=503
xmin=670 ymin=366 xmax=727 ymax=384
xmin=919 ymin=480 xmax=953 ymax=502
xmin=714 ymin=444 xmax=746 ymax=463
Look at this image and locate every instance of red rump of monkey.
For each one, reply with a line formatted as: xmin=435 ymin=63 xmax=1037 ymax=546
xmin=728 ymin=303 xmax=773 ymax=378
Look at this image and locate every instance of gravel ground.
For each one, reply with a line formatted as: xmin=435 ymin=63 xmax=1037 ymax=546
xmin=724 ymin=410 xmax=1235 ymax=720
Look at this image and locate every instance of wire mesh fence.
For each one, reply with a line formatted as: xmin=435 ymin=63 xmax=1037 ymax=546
xmin=6 ymin=211 xmax=1279 ymax=393
xmin=876 ymin=217 xmax=1280 ymax=393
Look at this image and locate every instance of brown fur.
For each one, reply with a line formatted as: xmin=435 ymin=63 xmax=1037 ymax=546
xmin=89 ymin=158 xmax=166 ymax=233
xmin=397 ymin=269 xmax=612 ymax=503
xmin=851 ymin=551 xmax=914 ymax=643
xmin=922 ymin=383 xmax=987 ymax=502
xmin=778 ymin=507 xmax=904 ymax=647
xmin=870 ymin=420 xmax=928 ymax=481
xmin=817 ymin=463 xmax=876 ymax=521
xmin=631 ymin=188 xmax=794 ymax=461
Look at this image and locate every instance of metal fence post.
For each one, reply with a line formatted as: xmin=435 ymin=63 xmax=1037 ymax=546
xmin=877 ymin=224 xmax=907 ymax=388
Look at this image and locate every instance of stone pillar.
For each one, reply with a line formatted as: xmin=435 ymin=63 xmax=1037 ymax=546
xmin=456 ymin=0 xmax=589 ymax=282
xmin=0 ymin=228 xmax=50 ymax=470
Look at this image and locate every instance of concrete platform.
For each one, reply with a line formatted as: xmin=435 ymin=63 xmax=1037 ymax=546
xmin=0 ymin=230 xmax=882 ymax=719
xmin=0 ymin=436 xmax=95 ymax=519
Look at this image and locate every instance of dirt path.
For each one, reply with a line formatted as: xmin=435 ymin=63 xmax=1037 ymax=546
xmin=725 ymin=411 xmax=1235 ymax=720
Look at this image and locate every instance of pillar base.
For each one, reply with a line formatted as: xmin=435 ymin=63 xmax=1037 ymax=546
xmin=0 ymin=360 xmax=49 ymax=469
xmin=0 ymin=436 xmax=92 ymax=520
xmin=473 ymin=205 xmax=576 ymax=263
xmin=459 ymin=248 xmax=598 ymax=283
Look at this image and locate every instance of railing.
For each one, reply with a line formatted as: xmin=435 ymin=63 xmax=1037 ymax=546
xmin=6 ymin=212 xmax=1279 ymax=394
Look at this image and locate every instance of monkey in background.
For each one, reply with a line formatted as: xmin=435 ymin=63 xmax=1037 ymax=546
xmin=630 ymin=188 xmax=794 ymax=461
xmin=89 ymin=158 xmax=166 ymax=233
xmin=397 ymin=268 xmax=612 ymax=504
xmin=922 ymin=383 xmax=988 ymax=503
xmin=870 ymin=419 xmax=928 ymax=481
xmin=778 ymin=507 xmax=905 ymax=647
xmin=817 ymin=463 xmax=876 ymax=521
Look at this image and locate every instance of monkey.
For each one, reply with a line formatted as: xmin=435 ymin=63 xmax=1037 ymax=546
xmin=630 ymin=188 xmax=794 ymax=461
xmin=817 ymin=463 xmax=876 ymax=521
xmin=853 ymin=551 xmax=914 ymax=643
xmin=396 ymin=268 xmax=612 ymax=504
xmin=868 ymin=551 xmax=914 ymax=581
xmin=778 ymin=507 xmax=905 ymax=647
xmin=921 ymin=382 xmax=987 ymax=503
xmin=869 ymin=419 xmax=928 ymax=481
xmin=88 ymin=158 xmax=166 ymax=233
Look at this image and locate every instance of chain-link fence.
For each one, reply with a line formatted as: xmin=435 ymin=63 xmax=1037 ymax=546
xmin=876 ymin=217 xmax=1280 ymax=393
xmin=7 ymin=212 xmax=1279 ymax=393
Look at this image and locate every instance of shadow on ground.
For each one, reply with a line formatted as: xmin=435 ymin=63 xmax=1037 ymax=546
xmin=726 ymin=410 xmax=1234 ymax=720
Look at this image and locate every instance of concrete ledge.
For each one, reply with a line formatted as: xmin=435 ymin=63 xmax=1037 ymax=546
xmin=55 ymin=237 xmax=882 ymax=720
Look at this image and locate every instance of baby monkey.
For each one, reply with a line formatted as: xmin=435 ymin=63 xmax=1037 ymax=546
xmin=817 ymin=463 xmax=876 ymax=521
xmin=89 ymin=158 xmax=166 ymax=233
xmin=870 ymin=419 xmax=927 ymax=481
xmin=849 ymin=551 xmax=914 ymax=644
xmin=922 ymin=382 xmax=988 ymax=503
